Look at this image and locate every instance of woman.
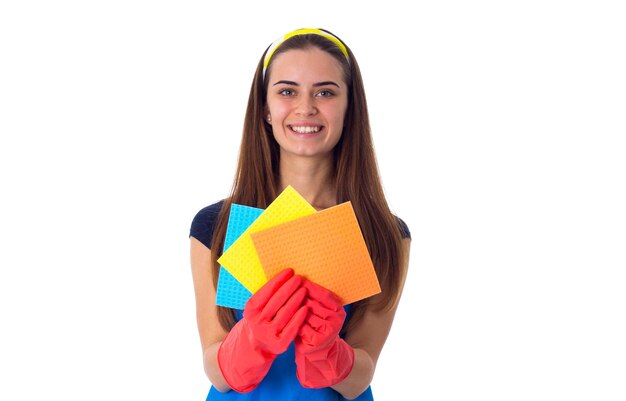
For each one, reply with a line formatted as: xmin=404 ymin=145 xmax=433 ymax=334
xmin=190 ymin=28 xmax=411 ymax=400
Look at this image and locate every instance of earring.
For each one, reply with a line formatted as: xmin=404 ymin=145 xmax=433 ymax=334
xmin=267 ymin=115 xmax=272 ymax=123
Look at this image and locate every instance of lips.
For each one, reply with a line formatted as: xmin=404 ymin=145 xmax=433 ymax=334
xmin=288 ymin=125 xmax=324 ymax=134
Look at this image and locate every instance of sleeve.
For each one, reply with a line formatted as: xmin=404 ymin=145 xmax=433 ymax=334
xmin=189 ymin=200 xmax=225 ymax=250
xmin=395 ymin=216 xmax=411 ymax=240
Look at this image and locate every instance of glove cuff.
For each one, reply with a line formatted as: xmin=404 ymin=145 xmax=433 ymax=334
xmin=295 ymin=337 xmax=355 ymax=389
xmin=217 ymin=320 xmax=277 ymax=393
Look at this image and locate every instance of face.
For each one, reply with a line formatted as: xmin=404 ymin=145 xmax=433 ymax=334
xmin=265 ymin=48 xmax=348 ymax=160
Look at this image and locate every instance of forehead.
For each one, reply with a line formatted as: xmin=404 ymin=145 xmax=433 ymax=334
xmin=267 ymin=48 xmax=346 ymax=85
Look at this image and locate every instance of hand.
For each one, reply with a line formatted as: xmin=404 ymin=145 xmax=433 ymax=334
xmin=295 ymin=279 xmax=355 ymax=388
xmin=243 ymin=268 xmax=309 ymax=354
xmin=297 ymin=280 xmax=346 ymax=352
xmin=218 ymin=268 xmax=308 ymax=392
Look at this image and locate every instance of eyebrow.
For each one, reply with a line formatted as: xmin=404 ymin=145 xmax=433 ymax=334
xmin=272 ymin=80 xmax=340 ymax=88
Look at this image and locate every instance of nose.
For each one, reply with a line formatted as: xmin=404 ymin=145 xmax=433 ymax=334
xmin=295 ymin=96 xmax=317 ymax=116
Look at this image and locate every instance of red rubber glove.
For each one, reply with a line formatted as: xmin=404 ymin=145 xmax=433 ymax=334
xmin=295 ymin=280 xmax=355 ymax=388
xmin=218 ymin=269 xmax=308 ymax=393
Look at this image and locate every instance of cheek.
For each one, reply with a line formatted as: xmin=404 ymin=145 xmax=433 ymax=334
xmin=330 ymin=107 xmax=348 ymax=129
xmin=267 ymin=99 xmax=288 ymax=118
xmin=332 ymin=98 xmax=348 ymax=124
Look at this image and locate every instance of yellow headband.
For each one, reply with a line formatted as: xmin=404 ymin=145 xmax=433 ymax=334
xmin=262 ymin=28 xmax=349 ymax=79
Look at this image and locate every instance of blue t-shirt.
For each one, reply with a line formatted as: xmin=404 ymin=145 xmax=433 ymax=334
xmin=189 ymin=201 xmax=410 ymax=400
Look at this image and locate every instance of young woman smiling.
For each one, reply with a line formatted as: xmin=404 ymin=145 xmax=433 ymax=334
xmin=190 ymin=28 xmax=411 ymax=400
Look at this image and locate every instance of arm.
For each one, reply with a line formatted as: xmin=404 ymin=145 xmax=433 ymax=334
xmin=190 ymin=236 xmax=231 ymax=392
xmin=331 ymin=238 xmax=412 ymax=399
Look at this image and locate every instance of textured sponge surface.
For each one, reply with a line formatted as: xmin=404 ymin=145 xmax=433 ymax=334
xmin=215 ymin=204 xmax=263 ymax=309
xmin=251 ymin=202 xmax=381 ymax=305
xmin=217 ymin=186 xmax=316 ymax=293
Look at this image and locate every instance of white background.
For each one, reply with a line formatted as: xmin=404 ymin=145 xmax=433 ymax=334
xmin=1 ymin=1 xmax=625 ymax=400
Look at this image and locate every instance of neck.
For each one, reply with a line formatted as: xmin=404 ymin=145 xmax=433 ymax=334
xmin=278 ymin=153 xmax=337 ymax=211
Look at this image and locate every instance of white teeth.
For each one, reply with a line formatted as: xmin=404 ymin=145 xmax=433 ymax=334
xmin=291 ymin=126 xmax=321 ymax=133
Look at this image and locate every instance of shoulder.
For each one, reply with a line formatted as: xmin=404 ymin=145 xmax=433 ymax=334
xmin=394 ymin=215 xmax=411 ymax=240
xmin=189 ymin=200 xmax=225 ymax=250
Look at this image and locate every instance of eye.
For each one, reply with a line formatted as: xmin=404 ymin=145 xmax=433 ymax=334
xmin=278 ymin=88 xmax=295 ymax=96
xmin=316 ymin=90 xmax=335 ymax=97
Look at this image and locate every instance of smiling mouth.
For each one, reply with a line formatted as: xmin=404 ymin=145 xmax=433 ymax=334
xmin=288 ymin=125 xmax=323 ymax=134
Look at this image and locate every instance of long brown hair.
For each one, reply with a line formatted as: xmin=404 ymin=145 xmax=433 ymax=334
xmin=210 ymin=29 xmax=405 ymax=332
